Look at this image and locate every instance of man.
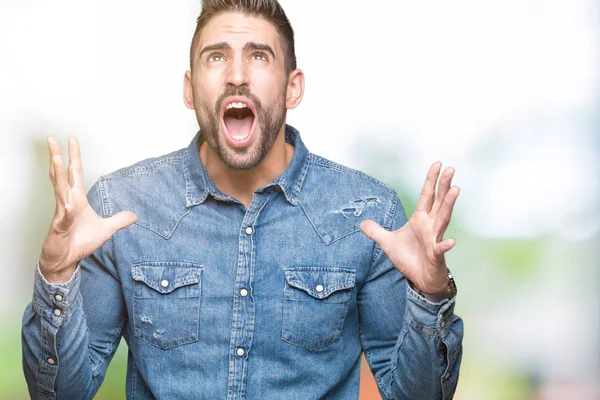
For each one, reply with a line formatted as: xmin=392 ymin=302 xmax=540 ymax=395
xmin=22 ymin=0 xmax=463 ymax=399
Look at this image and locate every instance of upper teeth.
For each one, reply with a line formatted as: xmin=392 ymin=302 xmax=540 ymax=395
xmin=226 ymin=102 xmax=248 ymax=110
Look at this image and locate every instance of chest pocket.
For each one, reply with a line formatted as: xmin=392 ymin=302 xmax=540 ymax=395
xmin=131 ymin=263 xmax=202 ymax=349
xmin=281 ymin=267 xmax=356 ymax=352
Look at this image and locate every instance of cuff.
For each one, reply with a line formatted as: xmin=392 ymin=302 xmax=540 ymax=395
xmin=33 ymin=262 xmax=82 ymax=327
xmin=405 ymin=283 xmax=456 ymax=335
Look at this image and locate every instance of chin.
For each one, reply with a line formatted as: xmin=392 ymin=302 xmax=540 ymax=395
xmin=217 ymin=135 xmax=265 ymax=171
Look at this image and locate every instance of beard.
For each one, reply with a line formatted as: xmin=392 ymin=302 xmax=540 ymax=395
xmin=195 ymin=86 xmax=286 ymax=171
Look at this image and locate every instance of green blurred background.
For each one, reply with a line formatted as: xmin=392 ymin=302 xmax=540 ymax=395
xmin=1 ymin=0 xmax=599 ymax=399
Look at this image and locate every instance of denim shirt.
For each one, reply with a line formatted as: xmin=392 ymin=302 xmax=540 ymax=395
xmin=22 ymin=125 xmax=463 ymax=400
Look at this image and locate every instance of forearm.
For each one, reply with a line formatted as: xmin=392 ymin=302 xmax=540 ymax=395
xmin=22 ymin=264 xmax=106 ymax=399
xmin=388 ymin=286 xmax=463 ymax=399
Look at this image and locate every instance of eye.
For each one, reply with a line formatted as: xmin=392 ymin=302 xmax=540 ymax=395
xmin=251 ymin=52 xmax=268 ymax=62
xmin=208 ymin=53 xmax=225 ymax=62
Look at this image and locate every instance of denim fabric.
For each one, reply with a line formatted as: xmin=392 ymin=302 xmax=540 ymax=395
xmin=22 ymin=125 xmax=463 ymax=399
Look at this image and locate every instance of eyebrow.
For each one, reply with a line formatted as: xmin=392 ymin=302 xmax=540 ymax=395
xmin=243 ymin=42 xmax=276 ymax=59
xmin=198 ymin=41 xmax=276 ymax=60
xmin=198 ymin=42 xmax=232 ymax=59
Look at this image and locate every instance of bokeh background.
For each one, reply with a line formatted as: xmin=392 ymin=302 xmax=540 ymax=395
xmin=1 ymin=0 xmax=598 ymax=399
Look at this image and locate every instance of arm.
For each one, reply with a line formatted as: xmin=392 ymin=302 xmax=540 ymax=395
xmin=21 ymin=137 xmax=136 ymax=399
xmin=357 ymin=206 xmax=463 ymax=399
xmin=358 ymin=163 xmax=464 ymax=399
xmin=22 ymin=215 xmax=127 ymax=398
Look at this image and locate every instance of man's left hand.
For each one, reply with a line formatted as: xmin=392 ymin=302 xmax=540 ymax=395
xmin=360 ymin=162 xmax=459 ymax=294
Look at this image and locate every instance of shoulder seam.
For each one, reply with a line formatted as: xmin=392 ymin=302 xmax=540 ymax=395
xmin=308 ymin=154 xmax=395 ymax=191
xmin=103 ymin=152 xmax=186 ymax=180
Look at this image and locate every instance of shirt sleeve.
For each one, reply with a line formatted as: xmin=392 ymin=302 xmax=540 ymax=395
xmin=22 ymin=181 xmax=127 ymax=400
xmin=357 ymin=193 xmax=463 ymax=400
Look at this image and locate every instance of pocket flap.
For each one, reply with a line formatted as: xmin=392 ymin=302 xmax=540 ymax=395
xmin=284 ymin=267 xmax=355 ymax=299
xmin=132 ymin=263 xmax=201 ymax=294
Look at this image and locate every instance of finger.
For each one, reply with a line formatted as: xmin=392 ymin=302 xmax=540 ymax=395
xmin=105 ymin=211 xmax=138 ymax=234
xmin=431 ymin=167 xmax=455 ymax=215
xmin=52 ymin=155 xmax=69 ymax=207
xmin=415 ymin=162 xmax=442 ymax=213
xmin=434 ymin=186 xmax=460 ymax=239
xmin=359 ymin=219 xmax=393 ymax=254
xmin=67 ymin=136 xmax=83 ymax=188
xmin=47 ymin=137 xmax=62 ymax=182
xmin=434 ymin=238 xmax=456 ymax=259
xmin=56 ymin=202 xmax=76 ymax=230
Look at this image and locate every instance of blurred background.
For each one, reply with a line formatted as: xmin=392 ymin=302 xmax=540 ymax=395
xmin=1 ymin=0 xmax=598 ymax=399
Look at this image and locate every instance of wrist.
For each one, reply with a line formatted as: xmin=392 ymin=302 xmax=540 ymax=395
xmin=39 ymin=260 xmax=77 ymax=284
xmin=408 ymin=269 xmax=457 ymax=302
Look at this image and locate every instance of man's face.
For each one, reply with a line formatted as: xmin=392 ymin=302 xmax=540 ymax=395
xmin=186 ymin=12 xmax=289 ymax=170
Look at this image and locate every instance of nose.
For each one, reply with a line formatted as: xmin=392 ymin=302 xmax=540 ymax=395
xmin=225 ymin=55 xmax=248 ymax=87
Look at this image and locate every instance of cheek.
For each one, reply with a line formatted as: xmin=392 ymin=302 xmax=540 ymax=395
xmin=252 ymin=72 xmax=287 ymax=105
xmin=194 ymin=71 xmax=223 ymax=103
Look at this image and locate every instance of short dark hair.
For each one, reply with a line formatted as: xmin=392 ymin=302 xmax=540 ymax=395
xmin=190 ymin=0 xmax=297 ymax=74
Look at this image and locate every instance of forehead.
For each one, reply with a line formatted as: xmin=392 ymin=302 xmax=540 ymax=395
xmin=199 ymin=12 xmax=280 ymax=50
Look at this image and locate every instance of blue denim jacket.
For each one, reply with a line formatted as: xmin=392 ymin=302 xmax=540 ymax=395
xmin=22 ymin=125 xmax=463 ymax=399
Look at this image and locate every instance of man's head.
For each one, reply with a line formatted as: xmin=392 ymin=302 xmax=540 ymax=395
xmin=190 ymin=0 xmax=297 ymax=74
xmin=184 ymin=0 xmax=304 ymax=171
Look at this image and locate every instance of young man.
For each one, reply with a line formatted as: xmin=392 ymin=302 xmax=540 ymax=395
xmin=22 ymin=1 xmax=463 ymax=399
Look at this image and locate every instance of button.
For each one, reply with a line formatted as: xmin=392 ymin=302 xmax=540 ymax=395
xmin=236 ymin=348 xmax=245 ymax=357
xmin=53 ymin=309 xmax=61 ymax=317
xmin=47 ymin=358 xmax=55 ymax=365
xmin=55 ymin=294 xmax=63 ymax=302
xmin=160 ymin=280 xmax=169 ymax=288
xmin=441 ymin=320 xmax=446 ymax=328
xmin=245 ymin=227 xmax=253 ymax=235
xmin=315 ymin=285 xmax=324 ymax=293
xmin=240 ymin=289 xmax=248 ymax=297
xmin=444 ymin=372 xmax=451 ymax=380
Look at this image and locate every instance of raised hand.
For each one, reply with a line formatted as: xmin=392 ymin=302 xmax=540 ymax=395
xmin=360 ymin=162 xmax=459 ymax=294
xmin=39 ymin=137 xmax=138 ymax=283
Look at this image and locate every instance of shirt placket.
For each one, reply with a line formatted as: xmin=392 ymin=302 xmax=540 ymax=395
xmin=226 ymin=193 xmax=269 ymax=400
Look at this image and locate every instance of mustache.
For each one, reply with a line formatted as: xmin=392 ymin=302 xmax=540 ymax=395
xmin=215 ymin=86 xmax=262 ymax=115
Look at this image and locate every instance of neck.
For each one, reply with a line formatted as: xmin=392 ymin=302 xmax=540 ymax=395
xmin=199 ymin=126 xmax=294 ymax=208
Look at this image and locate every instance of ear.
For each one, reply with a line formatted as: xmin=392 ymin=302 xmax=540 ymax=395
xmin=286 ymin=69 xmax=305 ymax=110
xmin=184 ymin=70 xmax=195 ymax=110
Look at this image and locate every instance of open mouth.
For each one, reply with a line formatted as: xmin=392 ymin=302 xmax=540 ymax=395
xmin=221 ymin=98 xmax=256 ymax=147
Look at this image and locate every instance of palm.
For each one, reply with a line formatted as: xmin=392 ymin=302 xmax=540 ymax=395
xmin=360 ymin=162 xmax=459 ymax=294
xmin=69 ymin=206 xmax=119 ymax=260
xmin=39 ymin=137 xmax=137 ymax=283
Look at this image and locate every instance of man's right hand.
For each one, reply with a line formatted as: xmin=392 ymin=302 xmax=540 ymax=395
xmin=39 ymin=136 xmax=138 ymax=284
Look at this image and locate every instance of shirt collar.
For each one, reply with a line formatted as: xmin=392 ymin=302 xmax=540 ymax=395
xmin=183 ymin=124 xmax=309 ymax=207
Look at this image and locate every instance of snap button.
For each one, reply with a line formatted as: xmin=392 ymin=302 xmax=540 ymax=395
xmin=55 ymin=294 xmax=63 ymax=302
xmin=315 ymin=285 xmax=324 ymax=293
xmin=245 ymin=227 xmax=253 ymax=235
xmin=160 ymin=280 xmax=169 ymax=288
xmin=47 ymin=358 xmax=55 ymax=365
xmin=53 ymin=309 xmax=61 ymax=317
xmin=240 ymin=288 xmax=248 ymax=297
xmin=236 ymin=348 xmax=245 ymax=357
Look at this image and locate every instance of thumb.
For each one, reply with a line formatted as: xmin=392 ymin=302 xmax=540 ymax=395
xmin=106 ymin=211 xmax=138 ymax=232
xmin=360 ymin=219 xmax=392 ymax=254
xmin=434 ymin=238 xmax=456 ymax=258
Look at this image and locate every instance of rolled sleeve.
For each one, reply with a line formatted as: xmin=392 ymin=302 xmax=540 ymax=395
xmin=33 ymin=263 xmax=82 ymax=328
xmin=405 ymin=284 xmax=456 ymax=333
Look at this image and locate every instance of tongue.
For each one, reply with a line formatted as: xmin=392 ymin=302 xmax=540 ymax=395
xmin=224 ymin=115 xmax=253 ymax=138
